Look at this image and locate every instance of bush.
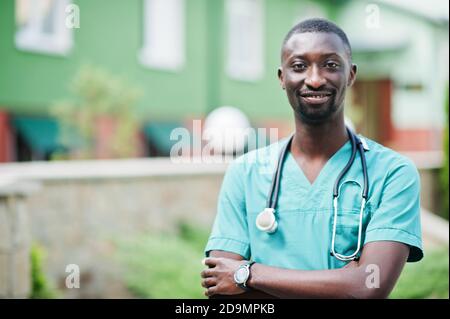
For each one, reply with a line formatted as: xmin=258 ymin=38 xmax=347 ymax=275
xmin=115 ymin=224 xmax=209 ymax=299
xmin=390 ymin=246 xmax=449 ymax=299
xmin=51 ymin=65 xmax=142 ymax=159
xmin=29 ymin=243 xmax=57 ymax=299
xmin=177 ymin=221 xmax=211 ymax=252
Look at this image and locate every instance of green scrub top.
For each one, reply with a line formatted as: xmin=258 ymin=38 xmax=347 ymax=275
xmin=204 ymin=135 xmax=423 ymax=270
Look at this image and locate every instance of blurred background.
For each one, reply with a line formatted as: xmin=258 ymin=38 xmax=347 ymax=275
xmin=0 ymin=0 xmax=448 ymax=298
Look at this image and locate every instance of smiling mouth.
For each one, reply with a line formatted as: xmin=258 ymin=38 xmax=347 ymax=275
xmin=299 ymin=92 xmax=333 ymax=105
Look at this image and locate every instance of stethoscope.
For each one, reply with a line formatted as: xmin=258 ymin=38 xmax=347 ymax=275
xmin=255 ymin=127 xmax=369 ymax=262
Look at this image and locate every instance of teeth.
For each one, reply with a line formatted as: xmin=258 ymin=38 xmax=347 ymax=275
xmin=301 ymin=94 xmax=330 ymax=99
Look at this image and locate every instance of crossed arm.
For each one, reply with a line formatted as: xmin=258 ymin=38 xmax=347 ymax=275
xmin=201 ymin=241 xmax=409 ymax=299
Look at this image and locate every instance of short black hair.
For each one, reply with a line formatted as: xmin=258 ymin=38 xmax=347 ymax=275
xmin=282 ymin=18 xmax=352 ymax=60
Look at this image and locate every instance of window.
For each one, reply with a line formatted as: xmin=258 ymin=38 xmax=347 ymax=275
xmin=15 ymin=0 xmax=73 ymax=55
xmin=226 ymin=0 xmax=265 ymax=81
xmin=139 ymin=0 xmax=185 ymax=71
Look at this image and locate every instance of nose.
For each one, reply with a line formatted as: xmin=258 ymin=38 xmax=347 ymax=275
xmin=304 ymin=65 xmax=326 ymax=89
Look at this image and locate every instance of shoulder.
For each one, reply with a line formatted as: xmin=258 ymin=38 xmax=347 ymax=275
xmin=363 ymin=137 xmax=420 ymax=180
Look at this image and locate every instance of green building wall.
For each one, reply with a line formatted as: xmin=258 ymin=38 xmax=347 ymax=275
xmin=0 ymin=0 xmax=209 ymax=120
xmin=0 ymin=0 xmax=338 ymax=123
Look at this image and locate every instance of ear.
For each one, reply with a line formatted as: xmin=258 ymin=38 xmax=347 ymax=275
xmin=278 ymin=67 xmax=285 ymax=90
xmin=347 ymin=64 xmax=357 ymax=87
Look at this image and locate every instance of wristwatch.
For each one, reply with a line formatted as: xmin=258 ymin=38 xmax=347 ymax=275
xmin=233 ymin=260 xmax=255 ymax=291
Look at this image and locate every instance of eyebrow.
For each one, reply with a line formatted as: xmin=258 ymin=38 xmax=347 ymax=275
xmin=288 ymin=52 xmax=344 ymax=60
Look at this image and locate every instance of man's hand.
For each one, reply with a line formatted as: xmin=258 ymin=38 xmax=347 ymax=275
xmin=200 ymin=257 xmax=249 ymax=297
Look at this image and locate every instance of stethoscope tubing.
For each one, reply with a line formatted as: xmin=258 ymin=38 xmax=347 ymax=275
xmin=261 ymin=127 xmax=369 ymax=262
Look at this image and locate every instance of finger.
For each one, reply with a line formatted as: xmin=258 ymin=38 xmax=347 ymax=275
xmin=201 ymin=277 xmax=217 ymax=288
xmin=203 ymin=257 xmax=219 ymax=268
xmin=205 ymin=286 xmax=217 ymax=297
xmin=200 ymin=268 xmax=214 ymax=278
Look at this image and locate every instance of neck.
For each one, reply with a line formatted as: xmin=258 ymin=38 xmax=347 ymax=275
xmin=291 ymin=114 xmax=348 ymax=160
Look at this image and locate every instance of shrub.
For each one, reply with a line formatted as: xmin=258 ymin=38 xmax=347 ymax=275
xmin=29 ymin=243 xmax=57 ymax=299
xmin=51 ymin=65 xmax=142 ymax=159
xmin=390 ymin=246 xmax=449 ymax=299
xmin=115 ymin=224 xmax=209 ymax=299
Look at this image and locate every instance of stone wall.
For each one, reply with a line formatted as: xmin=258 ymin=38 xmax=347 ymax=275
xmin=0 ymin=158 xmax=228 ymax=298
xmin=0 ymin=180 xmax=38 ymax=298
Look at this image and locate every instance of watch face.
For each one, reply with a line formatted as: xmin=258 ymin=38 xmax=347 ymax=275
xmin=234 ymin=267 xmax=249 ymax=284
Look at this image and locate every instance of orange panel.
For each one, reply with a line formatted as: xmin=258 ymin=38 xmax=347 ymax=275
xmin=0 ymin=111 xmax=15 ymax=162
xmin=387 ymin=128 xmax=444 ymax=152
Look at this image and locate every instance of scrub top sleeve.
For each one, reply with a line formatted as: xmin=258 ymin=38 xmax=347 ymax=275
xmin=204 ymin=159 xmax=250 ymax=259
xmin=364 ymin=159 xmax=423 ymax=262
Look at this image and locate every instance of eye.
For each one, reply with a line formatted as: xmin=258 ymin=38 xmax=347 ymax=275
xmin=292 ymin=62 xmax=307 ymax=71
xmin=325 ymin=61 xmax=340 ymax=69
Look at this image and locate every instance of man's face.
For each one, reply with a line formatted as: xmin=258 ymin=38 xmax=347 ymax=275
xmin=278 ymin=32 xmax=357 ymax=124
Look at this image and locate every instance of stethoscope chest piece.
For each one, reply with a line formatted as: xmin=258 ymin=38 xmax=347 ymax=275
xmin=257 ymin=128 xmax=369 ymax=261
xmin=256 ymin=208 xmax=278 ymax=233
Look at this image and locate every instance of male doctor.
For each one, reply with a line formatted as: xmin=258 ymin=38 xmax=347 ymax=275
xmin=201 ymin=18 xmax=422 ymax=299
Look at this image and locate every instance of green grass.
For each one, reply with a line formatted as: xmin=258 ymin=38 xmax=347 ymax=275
xmin=390 ymin=246 xmax=449 ymax=299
